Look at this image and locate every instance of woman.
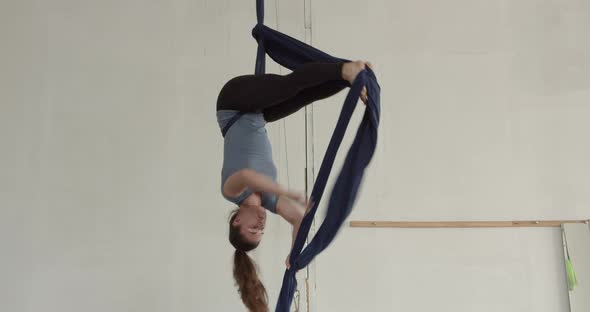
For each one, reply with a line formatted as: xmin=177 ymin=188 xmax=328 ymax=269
xmin=217 ymin=60 xmax=372 ymax=312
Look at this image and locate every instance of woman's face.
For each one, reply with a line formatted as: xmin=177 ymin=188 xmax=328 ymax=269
xmin=233 ymin=197 xmax=267 ymax=244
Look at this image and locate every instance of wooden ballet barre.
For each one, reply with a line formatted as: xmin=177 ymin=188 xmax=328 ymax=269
xmin=349 ymin=220 xmax=590 ymax=228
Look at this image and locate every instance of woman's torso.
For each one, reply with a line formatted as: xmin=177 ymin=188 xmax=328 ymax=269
xmin=217 ymin=110 xmax=278 ymax=212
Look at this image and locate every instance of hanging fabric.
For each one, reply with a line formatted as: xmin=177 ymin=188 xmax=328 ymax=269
xmin=251 ymin=1 xmax=381 ymax=310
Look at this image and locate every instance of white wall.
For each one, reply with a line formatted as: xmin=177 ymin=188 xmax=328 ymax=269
xmin=310 ymin=0 xmax=590 ymax=311
xmin=2 ymin=0 xmax=589 ymax=312
xmin=0 ymin=0 xmax=304 ymax=311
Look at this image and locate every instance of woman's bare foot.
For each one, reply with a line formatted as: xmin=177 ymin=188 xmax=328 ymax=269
xmin=342 ymin=61 xmax=374 ymax=104
xmin=341 ymin=60 xmax=366 ymax=84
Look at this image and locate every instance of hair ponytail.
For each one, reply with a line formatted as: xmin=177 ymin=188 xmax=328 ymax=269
xmin=233 ymin=249 xmax=268 ymax=312
xmin=229 ymin=209 xmax=268 ymax=312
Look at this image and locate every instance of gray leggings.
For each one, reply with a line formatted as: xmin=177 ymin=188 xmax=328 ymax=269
xmin=216 ymin=62 xmax=349 ymax=122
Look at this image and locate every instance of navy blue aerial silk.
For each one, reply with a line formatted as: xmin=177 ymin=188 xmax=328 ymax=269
xmin=251 ymin=1 xmax=381 ymax=310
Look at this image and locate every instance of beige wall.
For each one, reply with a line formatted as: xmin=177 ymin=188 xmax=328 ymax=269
xmin=0 ymin=0 xmax=300 ymax=311
xmin=311 ymin=0 xmax=589 ymax=311
xmin=1 ymin=0 xmax=589 ymax=311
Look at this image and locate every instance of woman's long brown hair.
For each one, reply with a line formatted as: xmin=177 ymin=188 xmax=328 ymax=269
xmin=229 ymin=209 xmax=268 ymax=312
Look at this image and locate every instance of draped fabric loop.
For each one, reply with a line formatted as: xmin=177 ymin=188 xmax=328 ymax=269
xmin=251 ymin=1 xmax=381 ymax=310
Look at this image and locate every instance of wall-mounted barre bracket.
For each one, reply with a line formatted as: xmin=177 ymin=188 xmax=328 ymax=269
xmin=349 ymin=220 xmax=590 ymax=228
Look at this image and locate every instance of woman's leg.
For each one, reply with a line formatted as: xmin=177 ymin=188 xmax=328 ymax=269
xmin=262 ymin=80 xmax=348 ymax=122
xmin=216 ymin=62 xmax=346 ymax=112
xmin=263 ymin=61 xmax=374 ymax=121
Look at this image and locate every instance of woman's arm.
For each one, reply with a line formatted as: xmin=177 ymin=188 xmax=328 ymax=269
xmin=276 ymin=195 xmax=305 ymax=225
xmin=277 ymin=196 xmax=314 ymax=269
xmin=223 ymin=169 xmax=302 ymax=200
